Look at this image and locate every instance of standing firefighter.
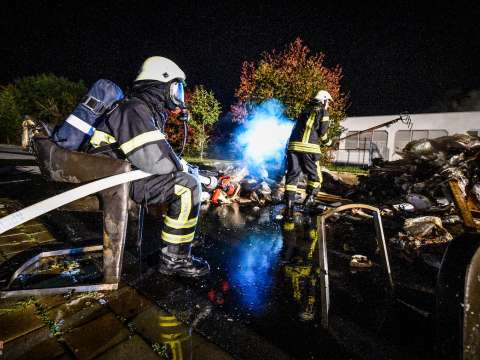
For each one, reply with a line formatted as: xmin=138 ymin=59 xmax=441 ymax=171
xmin=284 ymin=90 xmax=333 ymax=219
xmin=87 ymin=56 xmax=209 ymax=277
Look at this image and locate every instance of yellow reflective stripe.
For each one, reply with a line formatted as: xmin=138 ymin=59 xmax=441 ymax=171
xmin=302 ymin=112 xmax=317 ymax=143
xmin=90 ymin=130 xmax=116 ymax=148
xmin=159 ymin=320 xmax=182 ymax=327
xmin=288 ymin=142 xmax=321 ymax=153
xmin=321 ymin=133 xmax=329 ymax=141
xmin=285 ymin=184 xmax=297 ymax=192
xmin=161 ymin=231 xmax=195 ymax=244
xmin=296 ymin=188 xmax=307 ymax=194
xmin=283 ymin=222 xmax=295 ymax=231
xmin=307 ymin=232 xmax=318 ymax=259
xmin=160 ymin=315 xmax=177 ymax=321
xmin=174 ymin=185 xmax=191 ymax=224
xmin=119 ymin=130 xmax=165 ymax=154
xmin=307 ymin=181 xmax=320 ymax=188
xmin=171 ymin=341 xmax=183 ymax=360
xmin=162 ymin=185 xmax=194 ymax=243
xmin=164 ymin=216 xmax=197 ymax=229
xmin=316 ymin=161 xmax=323 ymax=186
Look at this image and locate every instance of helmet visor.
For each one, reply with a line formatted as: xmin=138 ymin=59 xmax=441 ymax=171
xmin=169 ymin=81 xmax=185 ymax=108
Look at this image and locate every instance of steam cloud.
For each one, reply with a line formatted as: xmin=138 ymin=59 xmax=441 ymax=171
xmin=234 ymin=99 xmax=294 ymax=178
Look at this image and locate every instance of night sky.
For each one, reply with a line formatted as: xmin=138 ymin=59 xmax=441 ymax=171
xmin=2 ymin=1 xmax=480 ymax=116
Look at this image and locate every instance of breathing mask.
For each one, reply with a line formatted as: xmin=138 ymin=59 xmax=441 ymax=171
xmin=169 ymin=80 xmax=186 ymax=109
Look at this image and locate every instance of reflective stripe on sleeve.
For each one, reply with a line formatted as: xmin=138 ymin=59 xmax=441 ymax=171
xmin=307 ymin=181 xmax=321 ymax=188
xmin=65 ymin=114 xmax=95 ymax=135
xmin=119 ymin=130 xmax=166 ymax=154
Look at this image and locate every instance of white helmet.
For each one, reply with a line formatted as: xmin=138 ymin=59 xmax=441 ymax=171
xmin=314 ymin=90 xmax=333 ymax=104
xmin=135 ymin=56 xmax=186 ymax=83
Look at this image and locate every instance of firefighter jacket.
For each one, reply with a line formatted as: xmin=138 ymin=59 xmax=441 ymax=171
xmin=87 ymin=93 xmax=182 ymax=175
xmin=287 ymin=104 xmax=330 ymax=154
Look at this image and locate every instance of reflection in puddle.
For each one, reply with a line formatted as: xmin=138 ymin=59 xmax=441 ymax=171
xmin=227 ymin=231 xmax=283 ymax=314
xmin=152 ymin=312 xmax=192 ymax=359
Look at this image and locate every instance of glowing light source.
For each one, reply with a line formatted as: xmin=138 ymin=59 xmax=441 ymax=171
xmin=234 ymin=99 xmax=294 ymax=178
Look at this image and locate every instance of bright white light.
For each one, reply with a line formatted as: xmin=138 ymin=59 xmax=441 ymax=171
xmin=235 ymin=99 xmax=294 ymax=177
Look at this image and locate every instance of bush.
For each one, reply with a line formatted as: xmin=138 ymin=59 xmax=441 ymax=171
xmin=232 ymin=37 xmax=348 ymax=140
xmin=0 ymin=85 xmax=22 ymax=144
xmin=188 ymin=85 xmax=221 ymax=158
xmin=0 ymin=74 xmax=86 ymax=144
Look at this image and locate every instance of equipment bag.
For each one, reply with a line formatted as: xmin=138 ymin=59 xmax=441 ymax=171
xmin=52 ymin=79 xmax=124 ymax=151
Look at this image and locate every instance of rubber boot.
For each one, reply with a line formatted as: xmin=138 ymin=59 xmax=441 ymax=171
xmin=285 ymin=198 xmax=295 ymax=222
xmin=304 ymin=194 xmax=327 ymax=213
xmin=304 ymin=194 xmax=316 ymax=209
xmin=158 ymin=244 xmax=210 ymax=277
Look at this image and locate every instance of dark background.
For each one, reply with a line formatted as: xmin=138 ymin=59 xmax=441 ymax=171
xmin=2 ymin=1 xmax=479 ymax=116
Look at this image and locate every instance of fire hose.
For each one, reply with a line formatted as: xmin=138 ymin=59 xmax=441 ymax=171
xmin=0 ymin=167 xmax=218 ymax=235
xmin=337 ymin=112 xmax=412 ymax=141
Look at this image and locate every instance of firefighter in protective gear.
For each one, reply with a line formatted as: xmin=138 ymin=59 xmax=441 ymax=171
xmin=87 ymin=56 xmax=209 ymax=277
xmin=284 ymin=90 xmax=333 ymax=218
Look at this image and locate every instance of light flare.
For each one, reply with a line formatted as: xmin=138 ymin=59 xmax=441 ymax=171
xmin=234 ymin=99 xmax=294 ymax=178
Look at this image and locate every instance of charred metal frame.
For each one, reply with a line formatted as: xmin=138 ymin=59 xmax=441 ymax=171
xmin=316 ymin=203 xmax=394 ymax=328
xmin=0 ymin=245 xmax=120 ymax=298
xmin=0 ymin=138 xmax=132 ymax=298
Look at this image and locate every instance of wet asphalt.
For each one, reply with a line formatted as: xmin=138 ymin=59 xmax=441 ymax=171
xmin=0 ymin=169 xmax=437 ymax=359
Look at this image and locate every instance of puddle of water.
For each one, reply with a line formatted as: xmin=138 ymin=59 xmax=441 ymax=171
xmin=9 ymin=252 xmax=103 ymax=290
xmin=192 ymin=203 xmax=434 ymax=359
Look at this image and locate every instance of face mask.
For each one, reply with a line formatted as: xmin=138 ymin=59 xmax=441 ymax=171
xmin=169 ymin=81 xmax=185 ymax=108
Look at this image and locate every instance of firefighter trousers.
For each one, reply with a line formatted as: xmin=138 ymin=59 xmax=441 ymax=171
xmin=285 ymin=151 xmax=323 ymax=202
xmin=131 ymin=171 xmax=201 ymax=245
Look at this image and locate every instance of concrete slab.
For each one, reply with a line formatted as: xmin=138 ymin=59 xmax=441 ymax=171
xmin=27 ymin=231 xmax=55 ymax=244
xmin=15 ymin=338 xmax=65 ymax=360
xmin=48 ymin=293 xmax=109 ymax=331
xmin=106 ymin=286 xmax=154 ymax=321
xmin=22 ymin=223 xmax=51 ymax=234
xmin=4 ymin=326 xmax=63 ymax=360
xmin=96 ymin=335 xmax=158 ymax=360
xmin=37 ymin=294 xmax=68 ymax=310
xmin=132 ymin=306 xmax=189 ymax=344
xmin=63 ymin=312 xmax=129 ymax=360
xmin=191 ymin=334 xmax=235 ymax=360
xmin=0 ymin=241 xmax=38 ymax=257
xmin=0 ymin=233 xmax=30 ymax=244
xmin=0 ymin=304 xmax=44 ymax=343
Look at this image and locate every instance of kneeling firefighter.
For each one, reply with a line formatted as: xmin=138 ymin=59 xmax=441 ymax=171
xmin=284 ymin=90 xmax=333 ymax=219
xmin=87 ymin=56 xmax=209 ymax=277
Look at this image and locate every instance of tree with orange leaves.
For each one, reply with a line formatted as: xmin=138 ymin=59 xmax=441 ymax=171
xmin=232 ymin=38 xmax=347 ymax=139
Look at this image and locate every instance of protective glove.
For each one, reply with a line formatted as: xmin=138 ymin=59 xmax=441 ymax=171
xmin=179 ymin=158 xmax=190 ymax=172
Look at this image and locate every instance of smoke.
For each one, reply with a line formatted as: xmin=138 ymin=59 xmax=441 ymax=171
xmin=234 ymin=99 xmax=294 ymax=179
